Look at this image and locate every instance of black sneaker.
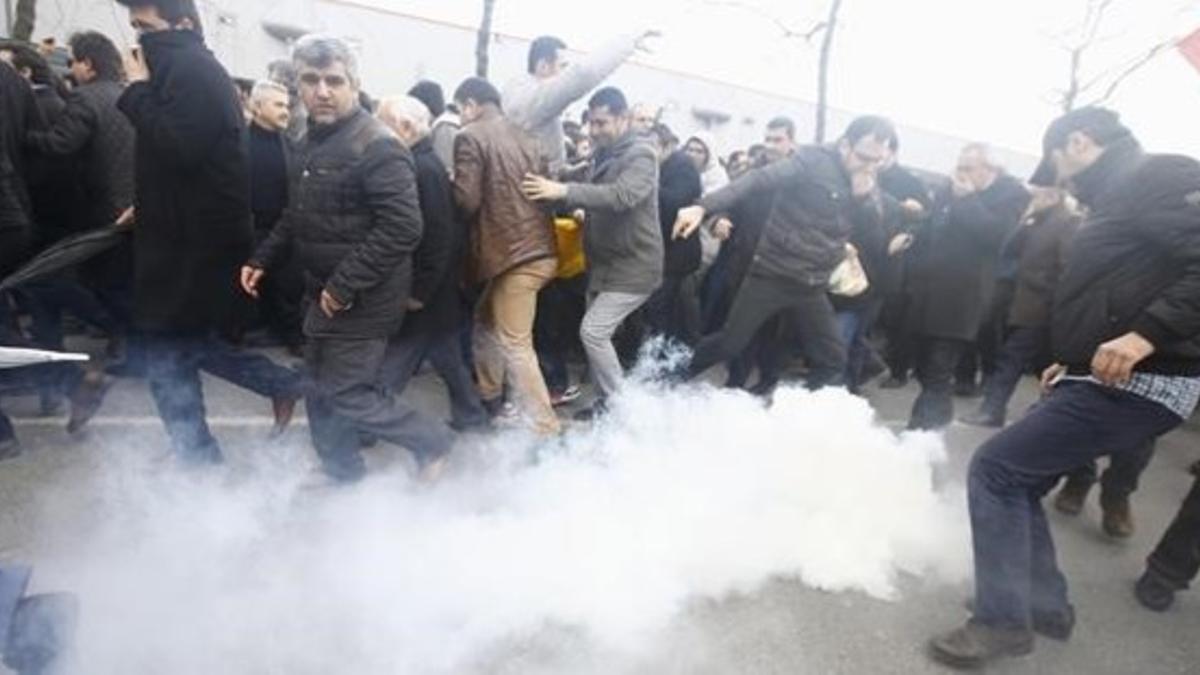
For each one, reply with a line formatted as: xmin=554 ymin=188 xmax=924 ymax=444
xmin=1135 ymin=570 xmax=1178 ymax=612
xmin=928 ymin=620 xmax=1034 ymax=669
xmin=960 ymin=409 xmax=1004 ymax=428
xmin=963 ymin=599 xmax=1074 ymax=642
xmin=573 ymin=399 xmax=608 ymax=422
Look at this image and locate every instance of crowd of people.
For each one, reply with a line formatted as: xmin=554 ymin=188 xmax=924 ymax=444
xmin=0 ymin=0 xmax=1198 ymax=670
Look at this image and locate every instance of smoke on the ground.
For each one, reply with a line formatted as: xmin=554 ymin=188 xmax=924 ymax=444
xmin=28 ymin=379 xmax=970 ymax=674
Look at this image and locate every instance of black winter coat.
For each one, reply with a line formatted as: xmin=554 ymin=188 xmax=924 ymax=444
xmin=1005 ymin=204 xmax=1081 ymax=329
xmin=906 ymin=174 xmax=1030 ymax=341
xmin=1052 ymin=139 xmax=1200 ymax=376
xmin=701 ymin=144 xmax=855 ymax=287
xmin=27 ymin=80 xmax=135 ymax=231
xmin=117 ymin=30 xmax=253 ymax=335
xmin=403 ymin=136 xmax=465 ymax=335
xmin=0 ymin=64 xmax=38 ymax=269
xmin=253 ymin=108 xmax=423 ymax=339
xmin=658 ymin=150 xmax=703 ymax=278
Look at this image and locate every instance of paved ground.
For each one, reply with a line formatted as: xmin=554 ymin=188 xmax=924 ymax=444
xmin=0 ymin=347 xmax=1197 ymax=674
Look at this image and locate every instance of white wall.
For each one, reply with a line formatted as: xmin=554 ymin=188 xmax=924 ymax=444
xmin=29 ymin=0 xmax=1038 ymax=176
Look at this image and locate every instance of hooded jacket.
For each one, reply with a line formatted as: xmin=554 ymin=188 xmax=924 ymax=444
xmin=1052 ymin=138 xmax=1200 ymax=376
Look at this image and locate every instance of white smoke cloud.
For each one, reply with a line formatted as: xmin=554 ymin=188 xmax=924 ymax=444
xmin=27 ymin=381 xmax=970 ymax=674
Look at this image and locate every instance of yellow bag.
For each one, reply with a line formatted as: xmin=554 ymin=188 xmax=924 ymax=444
xmin=554 ymin=217 xmax=586 ymax=279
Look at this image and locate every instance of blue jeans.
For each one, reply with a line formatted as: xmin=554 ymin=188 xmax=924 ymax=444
xmin=969 ymin=381 xmax=1182 ymax=629
xmin=146 ymin=333 xmax=305 ymax=464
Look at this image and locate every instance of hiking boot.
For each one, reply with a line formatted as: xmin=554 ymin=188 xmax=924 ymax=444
xmin=67 ymin=372 xmax=111 ymax=435
xmin=1053 ymin=478 xmax=1093 ymax=516
xmin=960 ymin=408 xmax=1004 ymax=428
xmin=928 ymin=620 xmax=1034 ymax=669
xmin=962 ymin=599 xmax=1075 ymax=642
xmin=1134 ymin=569 xmax=1178 ymax=612
xmin=270 ymin=395 xmax=299 ymax=438
xmin=1100 ymin=493 xmax=1135 ymax=539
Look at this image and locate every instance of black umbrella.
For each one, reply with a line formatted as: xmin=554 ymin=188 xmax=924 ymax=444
xmin=0 ymin=224 xmax=131 ymax=293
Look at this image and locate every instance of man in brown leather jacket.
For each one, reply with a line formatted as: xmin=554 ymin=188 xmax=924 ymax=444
xmin=452 ymin=77 xmax=560 ymax=435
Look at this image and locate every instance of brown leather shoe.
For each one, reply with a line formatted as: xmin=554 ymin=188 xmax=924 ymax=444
xmin=929 ymin=620 xmax=1034 ymax=669
xmin=270 ymin=396 xmax=299 ymax=438
xmin=67 ymin=372 xmax=111 ymax=435
xmin=1101 ymin=493 xmax=1135 ymax=539
xmin=1053 ymin=478 xmax=1092 ymax=516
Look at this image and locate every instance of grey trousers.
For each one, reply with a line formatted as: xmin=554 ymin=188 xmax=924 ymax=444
xmin=306 ymin=337 xmax=453 ymax=482
xmin=581 ymin=291 xmax=652 ymax=399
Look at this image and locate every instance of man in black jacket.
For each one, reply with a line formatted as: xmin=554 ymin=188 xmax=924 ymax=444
xmin=905 ymin=144 xmax=1029 ymax=430
xmin=673 ymin=116 xmax=896 ymax=389
xmin=245 ymin=36 xmax=453 ymax=483
xmin=930 ymin=108 xmax=1200 ymax=667
xmin=376 ymin=95 xmax=488 ymax=432
xmin=644 ymin=123 xmax=703 ymax=345
xmin=115 ymin=0 xmax=303 ymax=464
xmin=246 ymin=79 xmax=303 ymax=353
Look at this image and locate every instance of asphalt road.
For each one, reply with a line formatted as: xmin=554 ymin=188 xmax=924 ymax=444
xmin=0 ymin=348 xmax=1196 ymax=674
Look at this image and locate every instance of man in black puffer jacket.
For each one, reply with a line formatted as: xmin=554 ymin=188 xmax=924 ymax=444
xmin=930 ymin=107 xmax=1200 ymax=668
xmin=673 ymin=116 xmax=897 ymax=389
xmin=247 ymin=37 xmax=453 ymax=484
xmin=116 ymin=0 xmax=303 ymax=464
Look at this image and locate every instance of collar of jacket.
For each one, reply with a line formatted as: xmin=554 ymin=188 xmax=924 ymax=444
xmin=139 ymin=29 xmax=205 ymax=79
xmin=593 ymin=130 xmax=642 ymax=166
xmin=412 ymin=135 xmax=434 ymax=157
xmin=1069 ymin=136 xmax=1143 ymax=210
xmin=817 ymin=143 xmax=854 ymax=192
xmin=307 ymin=106 xmax=367 ymax=143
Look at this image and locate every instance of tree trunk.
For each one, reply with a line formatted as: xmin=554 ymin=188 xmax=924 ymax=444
xmin=814 ymin=0 xmax=843 ymax=143
xmin=474 ymin=0 xmax=497 ymax=78
xmin=12 ymin=0 xmax=35 ymax=41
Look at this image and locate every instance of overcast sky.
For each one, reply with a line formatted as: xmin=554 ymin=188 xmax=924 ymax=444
xmin=366 ymin=0 xmax=1200 ymax=160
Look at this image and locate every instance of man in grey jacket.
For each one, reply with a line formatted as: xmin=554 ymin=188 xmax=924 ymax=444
xmin=504 ymin=32 xmax=656 ymax=176
xmin=524 ymin=87 xmax=662 ymax=418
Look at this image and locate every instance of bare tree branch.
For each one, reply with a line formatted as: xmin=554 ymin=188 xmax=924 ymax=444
xmin=701 ymin=0 xmax=827 ymax=42
xmin=1088 ymin=36 xmax=1180 ymax=105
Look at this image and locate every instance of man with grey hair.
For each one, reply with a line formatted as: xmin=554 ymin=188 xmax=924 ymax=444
xmin=376 ymin=95 xmax=488 ymax=431
xmin=904 ymin=142 xmax=1030 ymax=430
xmin=267 ymin=58 xmax=306 ymax=143
xmin=244 ymin=36 xmax=454 ymax=483
xmin=246 ymin=79 xmax=303 ymax=353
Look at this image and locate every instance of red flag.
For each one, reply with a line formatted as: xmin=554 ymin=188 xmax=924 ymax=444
xmin=1179 ymin=27 xmax=1200 ymax=74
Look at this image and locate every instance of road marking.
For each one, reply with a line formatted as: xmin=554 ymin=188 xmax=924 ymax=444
xmin=9 ymin=416 xmax=309 ymax=428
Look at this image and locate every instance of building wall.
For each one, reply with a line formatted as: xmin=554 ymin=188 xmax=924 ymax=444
xmin=26 ymin=0 xmax=1037 ymax=176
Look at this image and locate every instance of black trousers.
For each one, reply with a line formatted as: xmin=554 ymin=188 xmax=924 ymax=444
xmin=644 ymin=273 xmax=701 ymax=347
xmin=145 ymin=332 xmax=304 ymax=464
xmin=977 ymin=325 xmax=1050 ymax=422
xmin=1148 ymin=469 xmax=1200 ymax=589
xmin=909 ymin=336 xmax=968 ymax=430
xmin=307 ymin=337 xmax=453 ymax=482
xmin=688 ymin=274 xmax=845 ymax=388
xmin=381 ymin=317 xmax=488 ymax=431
